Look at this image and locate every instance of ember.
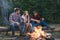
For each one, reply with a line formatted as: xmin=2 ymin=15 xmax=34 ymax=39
xmin=27 ymin=25 xmax=47 ymax=40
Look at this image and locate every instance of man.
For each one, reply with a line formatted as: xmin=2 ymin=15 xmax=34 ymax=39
xmin=31 ymin=12 xmax=54 ymax=30
xmin=9 ymin=8 xmax=21 ymax=35
xmin=31 ymin=11 xmax=40 ymax=31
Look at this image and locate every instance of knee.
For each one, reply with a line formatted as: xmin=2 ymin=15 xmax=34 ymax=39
xmin=10 ymin=24 xmax=15 ymax=29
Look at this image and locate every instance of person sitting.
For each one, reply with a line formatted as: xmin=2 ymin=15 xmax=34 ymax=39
xmin=31 ymin=11 xmax=40 ymax=31
xmin=21 ymin=10 xmax=31 ymax=34
xmin=9 ymin=8 xmax=21 ymax=35
xmin=30 ymin=11 xmax=54 ymax=31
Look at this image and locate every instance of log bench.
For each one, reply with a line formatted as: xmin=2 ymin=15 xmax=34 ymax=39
xmin=0 ymin=26 xmax=19 ymax=35
xmin=0 ymin=36 xmax=17 ymax=40
xmin=0 ymin=27 xmax=10 ymax=35
xmin=0 ymin=27 xmax=9 ymax=32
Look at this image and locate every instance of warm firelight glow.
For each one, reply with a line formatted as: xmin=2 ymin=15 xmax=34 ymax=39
xmin=27 ymin=25 xmax=47 ymax=40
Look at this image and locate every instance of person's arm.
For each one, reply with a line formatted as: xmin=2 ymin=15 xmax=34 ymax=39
xmin=9 ymin=14 xmax=19 ymax=23
xmin=28 ymin=15 xmax=30 ymax=23
xmin=9 ymin=14 xmax=15 ymax=23
xmin=31 ymin=18 xmax=40 ymax=23
xmin=9 ymin=14 xmax=20 ymax=27
xmin=21 ymin=15 xmax=26 ymax=23
xmin=26 ymin=11 xmax=30 ymax=23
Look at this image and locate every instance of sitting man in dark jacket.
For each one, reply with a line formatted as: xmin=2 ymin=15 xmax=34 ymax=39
xmin=31 ymin=11 xmax=54 ymax=31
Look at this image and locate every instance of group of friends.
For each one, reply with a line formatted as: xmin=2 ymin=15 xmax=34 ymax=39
xmin=9 ymin=8 xmax=50 ymax=36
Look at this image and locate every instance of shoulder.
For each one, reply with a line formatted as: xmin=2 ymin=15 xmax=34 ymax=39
xmin=10 ymin=12 xmax=15 ymax=16
xmin=22 ymin=15 xmax=24 ymax=17
xmin=21 ymin=15 xmax=25 ymax=18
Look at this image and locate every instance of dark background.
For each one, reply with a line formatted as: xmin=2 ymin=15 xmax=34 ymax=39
xmin=0 ymin=0 xmax=59 ymax=26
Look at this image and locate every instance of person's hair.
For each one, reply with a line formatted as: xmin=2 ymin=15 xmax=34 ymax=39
xmin=24 ymin=10 xmax=28 ymax=12
xmin=24 ymin=10 xmax=28 ymax=15
xmin=14 ymin=8 xmax=20 ymax=12
xmin=33 ymin=11 xmax=38 ymax=14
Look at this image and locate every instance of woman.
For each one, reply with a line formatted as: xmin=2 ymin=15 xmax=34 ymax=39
xmin=21 ymin=10 xmax=31 ymax=34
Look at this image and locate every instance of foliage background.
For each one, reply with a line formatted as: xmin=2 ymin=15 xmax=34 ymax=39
xmin=0 ymin=0 xmax=59 ymax=26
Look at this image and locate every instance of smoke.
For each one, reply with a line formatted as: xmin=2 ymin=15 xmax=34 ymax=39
xmin=0 ymin=0 xmax=10 ymax=26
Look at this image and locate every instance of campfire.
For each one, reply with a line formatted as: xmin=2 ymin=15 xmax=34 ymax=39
xmin=27 ymin=25 xmax=47 ymax=40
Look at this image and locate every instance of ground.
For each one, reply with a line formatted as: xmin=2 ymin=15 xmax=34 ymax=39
xmin=49 ymin=24 xmax=60 ymax=40
xmin=0 ymin=24 xmax=60 ymax=40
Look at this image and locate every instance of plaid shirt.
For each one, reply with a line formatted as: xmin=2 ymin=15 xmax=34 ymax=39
xmin=9 ymin=12 xmax=21 ymax=24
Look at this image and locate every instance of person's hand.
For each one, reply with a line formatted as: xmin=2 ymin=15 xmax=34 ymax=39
xmin=42 ymin=18 xmax=45 ymax=21
xmin=15 ymin=22 xmax=19 ymax=25
xmin=36 ymin=20 xmax=40 ymax=23
xmin=24 ymin=21 xmax=26 ymax=23
xmin=15 ymin=22 xmax=20 ymax=26
xmin=24 ymin=19 xmax=27 ymax=23
xmin=31 ymin=18 xmax=40 ymax=23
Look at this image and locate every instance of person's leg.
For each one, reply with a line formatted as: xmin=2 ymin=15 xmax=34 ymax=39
xmin=10 ymin=23 xmax=19 ymax=35
xmin=41 ymin=21 xmax=49 ymax=27
xmin=10 ymin=23 xmax=15 ymax=35
xmin=40 ymin=21 xmax=51 ymax=30
xmin=35 ymin=23 xmax=40 ymax=27
xmin=19 ymin=22 xmax=25 ymax=35
xmin=31 ymin=21 xmax=36 ymax=32
xmin=31 ymin=21 xmax=39 ymax=32
xmin=41 ymin=21 xmax=55 ymax=30
xmin=24 ymin=23 xmax=32 ymax=34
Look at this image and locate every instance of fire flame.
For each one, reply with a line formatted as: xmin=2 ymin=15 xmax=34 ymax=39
xmin=27 ymin=25 xmax=47 ymax=40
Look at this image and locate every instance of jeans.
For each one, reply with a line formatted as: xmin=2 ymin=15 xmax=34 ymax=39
xmin=19 ymin=22 xmax=25 ymax=34
xmin=31 ymin=21 xmax=40 ymax=31
xmin=10 ymin=23 xmax=18 ymax=35
xmin=31 ymin=21 xmax=49 ymax=31
xmin=40 ymin=21 xmax=49 ymax=30
xmin=10 ymin=22 xmax=25 ymax=35
xmin=40 ymin=20 xmax=48 ymax=27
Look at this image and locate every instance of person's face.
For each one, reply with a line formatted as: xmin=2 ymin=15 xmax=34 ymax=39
xmin=34 ymin=13 xmax=38 ymax=16
xmin=16 ymin=10 xmax=20 ymax=14
xmin=24 ymin=11 xmax=28 ymax=16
